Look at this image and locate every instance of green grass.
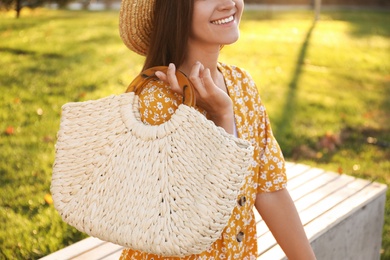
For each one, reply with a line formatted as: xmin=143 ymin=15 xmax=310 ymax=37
xmin=0 ymin=8 xmax=389 ymax=259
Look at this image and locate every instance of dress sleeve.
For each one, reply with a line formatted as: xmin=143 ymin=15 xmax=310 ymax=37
xmin=240 ymin=69 xmax=288 ymax=193
xmin=137 ymin=81 xmax=181 ymax=125
xmin=256 ymin=105 xmax=288 ymax=193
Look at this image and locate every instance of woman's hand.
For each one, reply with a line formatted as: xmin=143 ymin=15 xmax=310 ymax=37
xmin=155 ymin=62 xmax=235 ymax=134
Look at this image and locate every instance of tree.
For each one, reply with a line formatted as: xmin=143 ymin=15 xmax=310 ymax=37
xmin=0 ymin=0 xmax=15 ymax=10
xmin=0 ymin=0 xmax=41 ymax=18
xmin=1 ymin=0 xmax=74 ymax=17
xmin=15 ymin=0 xmax=21 ymax=17
xmin=314 ymin=0 xmax=321 ymax=21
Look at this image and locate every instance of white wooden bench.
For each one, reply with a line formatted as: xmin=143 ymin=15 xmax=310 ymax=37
xmin=40 ymin=162 xmax=387 ymax=260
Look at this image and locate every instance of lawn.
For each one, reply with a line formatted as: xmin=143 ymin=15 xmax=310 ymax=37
xmin=0 ymin=7 xmax=389 ymax=259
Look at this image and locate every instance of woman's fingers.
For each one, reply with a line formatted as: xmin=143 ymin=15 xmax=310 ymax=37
xmin=155 ymin=64 xmax=183 ymax=95
xmin=154 ymin=71 xmax=168 ymax=82
xmin=201 ymin=68 xmax=216 ymax=92
xmin=189 ymin=62 xmax=207 ymax=96
xmin=166 ymin=63 xmax=182 ymax=94
xmin=156 ymin=62 xmax=228 ymax=110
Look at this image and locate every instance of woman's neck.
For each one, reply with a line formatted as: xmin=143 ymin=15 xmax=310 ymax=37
xmin=179 ymin=44 xmax=221 ymax=82
xmin=179 ymin=44 xmax=227 ymax=93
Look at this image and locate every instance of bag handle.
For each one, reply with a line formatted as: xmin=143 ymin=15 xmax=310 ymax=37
xmin=126 ymin=66 xmax=196 ymax=107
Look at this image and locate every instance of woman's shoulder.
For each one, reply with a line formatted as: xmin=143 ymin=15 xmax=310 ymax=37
xmin=218 ymin=62 xmax=253 ymax=80
xmin=218 ymin=62 xmax=257 ymax=91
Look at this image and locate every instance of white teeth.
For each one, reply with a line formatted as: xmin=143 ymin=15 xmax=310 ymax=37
xmin=211 ymin=15 xmax=234 ymax=25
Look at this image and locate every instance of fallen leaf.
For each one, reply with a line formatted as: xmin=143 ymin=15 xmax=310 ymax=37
xmin=43 ymin=135 xmax=54 ymax=143
xmin=44 ymin=194 xmax=53 ymax=205
xmin=317 ymin=131 xmax=341 ymax=152
xmin=78 ymin=92 xmax=87 ymax=99
xmin=5 ymin=126 xmax=15 ymax=135
xmin=292 ymin=145 xmax=317 ymax=160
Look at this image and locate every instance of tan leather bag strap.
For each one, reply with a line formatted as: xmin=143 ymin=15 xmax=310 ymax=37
xmin=126 ymin=66 xmax=196 ymax=107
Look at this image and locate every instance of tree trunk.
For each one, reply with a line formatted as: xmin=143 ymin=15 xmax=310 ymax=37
xmin=16 ymin=0 xmax=22 ymax=18
xmin=314 ymin=0 xmax=321 ymax=21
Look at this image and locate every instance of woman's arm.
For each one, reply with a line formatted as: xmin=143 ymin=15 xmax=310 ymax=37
xmin=255 ymin=189 xmax=316 ymax=260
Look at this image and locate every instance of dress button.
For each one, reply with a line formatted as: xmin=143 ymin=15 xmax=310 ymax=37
xmin=236 ymin=231 xmax=244 ymax=242
xmin=238 ymin=196 xmax=247 ymax=207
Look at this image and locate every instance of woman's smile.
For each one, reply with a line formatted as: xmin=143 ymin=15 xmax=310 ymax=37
xmin=211 ymin=15 xmax=235 ymax=25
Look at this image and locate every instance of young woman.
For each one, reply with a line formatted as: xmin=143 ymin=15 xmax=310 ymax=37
xmin=118 ymin=0 xmax=316 ymax=259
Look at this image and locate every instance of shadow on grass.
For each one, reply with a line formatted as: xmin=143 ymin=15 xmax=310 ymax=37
xmin=273 ymin=22 xmax=317 ymax=145
xmin=0 ymin=14 xmax=73 ymax=32
xmin=0 ymin=47 xmax=63 ymax=59
xmin=0 ymin=17 xmax=52 ymax=31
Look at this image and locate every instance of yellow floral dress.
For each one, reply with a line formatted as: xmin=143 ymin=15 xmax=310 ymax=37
xmin=120 ymin=63 xmax=287 ymax=260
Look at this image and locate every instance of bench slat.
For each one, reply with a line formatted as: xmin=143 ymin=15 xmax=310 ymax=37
xmin=306 ymin=181 xmax=386 ymax=239
xmin=254 ymin=164 xmax=327 ymax=226
xmin=100 ymin=250 xmax=123 ymax=260
xmin=287 ymin=167 xmax=325 ymax=191
xmin=284 ymin=162 xmax=311 ymax=179
xmin=258 ymin=181 xmax=387 ymax=259
xmin=256 ymin=171 xmax=352 ymax=237
xmin=256 ymin=175 xmax=368 ymax=254
xmin=39 ymin=237 xmax=105 ymax=260
xmin=288 ymin=170 xmax=339 ymax=201
xmin=298 ymin=177 xmax=371 ymax=224
xmin=72 ymin=242 xmax=122 ymax=260
xmin=293 ymin=173 xmax=355 ymax=212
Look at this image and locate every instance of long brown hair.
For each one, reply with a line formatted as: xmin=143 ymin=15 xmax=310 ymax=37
xmin=143 ymin=0 xmax=194 ymax=70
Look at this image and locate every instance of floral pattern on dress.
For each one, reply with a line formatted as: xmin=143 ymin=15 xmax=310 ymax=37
xmin=120 ymin=63 xmax=287 ymax=260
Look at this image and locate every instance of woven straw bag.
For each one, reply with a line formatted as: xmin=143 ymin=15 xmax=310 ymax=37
xmin=51 ymin=66 xmax=254 ymax=257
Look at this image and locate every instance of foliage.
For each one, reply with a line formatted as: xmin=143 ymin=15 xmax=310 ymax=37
xmin=0 ymin=8 xmax=389 ymax=259
xmin=1 ymin=0 xmax=50 ymax=10
xmin=0 ymin=0 xmax=71 ymax=17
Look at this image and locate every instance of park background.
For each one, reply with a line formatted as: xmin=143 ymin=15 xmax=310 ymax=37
xmin=0 ymin=0 xmax=389 ymax=259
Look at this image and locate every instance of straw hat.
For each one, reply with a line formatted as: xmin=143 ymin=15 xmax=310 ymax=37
xmin=119 ymin=0 xmax=155 ymax=56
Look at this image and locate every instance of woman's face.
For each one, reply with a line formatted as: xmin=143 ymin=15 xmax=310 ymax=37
xmin=190 ymin=0 xmax=244 ymax=49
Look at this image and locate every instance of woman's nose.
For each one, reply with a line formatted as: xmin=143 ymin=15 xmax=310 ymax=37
xmin=217 ymin=0 xmax=236 ymax=11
